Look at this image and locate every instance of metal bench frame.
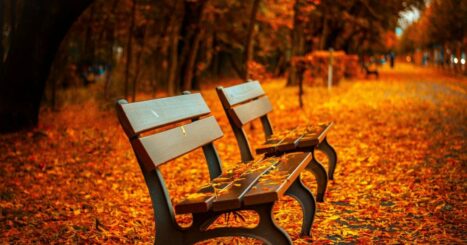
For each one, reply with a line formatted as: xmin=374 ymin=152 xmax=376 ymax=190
xmin=116 ymin=93 xmax=316 ymax=244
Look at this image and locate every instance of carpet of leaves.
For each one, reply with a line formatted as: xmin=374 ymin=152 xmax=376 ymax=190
xmin=1 ymin=64 xmax=466 ymax=244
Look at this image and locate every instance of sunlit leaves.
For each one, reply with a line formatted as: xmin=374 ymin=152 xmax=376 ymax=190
xmin=0 ymin=65 xmax=465 ymax=243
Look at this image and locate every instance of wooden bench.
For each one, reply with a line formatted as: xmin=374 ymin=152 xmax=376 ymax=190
xmin=216 ymin=81 xmax=338 ymax=202
xmin=116 ymin=93 xmax=317 ymax=244
xmin=362 ymin=64 xmax=379 ymax=78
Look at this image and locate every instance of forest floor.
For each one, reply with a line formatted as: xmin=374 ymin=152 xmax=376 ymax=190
xmin=1 ymin=64 xmax=466 ymax=244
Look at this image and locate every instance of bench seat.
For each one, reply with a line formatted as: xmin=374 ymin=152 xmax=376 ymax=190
xmin=256 ymin=122 xmax=333 ymax=155
xmin=175 ymin=152 xmax=311 ymax=214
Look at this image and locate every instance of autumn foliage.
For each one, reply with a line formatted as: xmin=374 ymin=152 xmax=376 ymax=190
xmin=1 ymin=64 xmax=466 ymax=243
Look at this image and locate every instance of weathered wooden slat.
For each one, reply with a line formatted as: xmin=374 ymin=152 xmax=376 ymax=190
xmin=135 ymin=116 xmax=223 ymax=167
xmin=255 ymin=122 xmax=334 ymax=154
xmin=118 ymin=93 xmax=210 ymax=136
xmin=211 ymin=158 xmax=280 ymax=212
xmin=256 ymin=127 xmax=300 ymax=155
xmin=243 ymin=152 xmax=312 ymax=206
xmin=221 ymin=81 xmax=265 ymax=106
xmin=175 ymin=158 xmax=274 ymax=213
xmin=175 ymin=159 xmax=255 ymax=214
xmin=296 ymin=122 xmax=333 ymax=148
xmin=229 ymin=96 xmax=273 ymax=127
xmin=175 ymin=183 xmax=230 ymax=214
xmin=256 ymin=135 xmax=303 ymax=155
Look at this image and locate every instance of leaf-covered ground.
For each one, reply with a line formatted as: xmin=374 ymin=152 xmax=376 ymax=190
xmin=1 ymin=64 xmax=466 ymax=244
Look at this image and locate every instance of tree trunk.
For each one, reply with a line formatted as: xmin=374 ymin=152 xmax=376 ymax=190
xmin=167 ymin=25 xmax=178 ymax=95
xmin=132 ymin=25 xmax=147 ymax=102
xmin=84 ymin=3 xmax=96 ymax=63
xmin=243 ymin=0 xmax=261 ymax=80
xmin=9 ymin=0 xmax=16 ymax=50
xmin=176 ymin=0 xmax=208 ymax=92
xmin=320 ymin=14 xmax=329 ymax=50
xmin=287 ymin=0 xmax=305 ymax=86
xmin=124 ymin=0 xmax=136 ymax=99
xmin=0 ymin=0 xmax=93 ymax=133
xmin=0 ymin=0 xmax=4 ymax=64
xmin=182 ymin=27 xmax=204 ymax=91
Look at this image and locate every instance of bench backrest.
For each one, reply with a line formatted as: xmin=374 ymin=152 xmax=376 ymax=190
xmin=216 ymin=81 xmax=275 ymax=162
xmin=216 ymin=80 xmax=273 ymax=127
xmin=116 ymin=93 xmax=225 ymax=238
xmin=116 ymin=93 xmax=223 ymax=168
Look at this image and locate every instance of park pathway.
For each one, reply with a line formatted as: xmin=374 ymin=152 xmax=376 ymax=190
xmin=245 ymin=63 xmax=467 ymax=243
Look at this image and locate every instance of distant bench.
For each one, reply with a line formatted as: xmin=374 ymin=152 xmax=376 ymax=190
xmin=362 ymin=64 xmax=379 ymax=78
xmin=216 ymin=80 xmax=338 ymax=202
xmin=116 ymin=93 xmax=317 ymax=244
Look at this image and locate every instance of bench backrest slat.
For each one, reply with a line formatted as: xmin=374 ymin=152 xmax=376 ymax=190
xmin=221 ymin=80 xmax=265 ymax=107
xmin=117 ymin=93 xmax=210 ymax=137
xmin=134 ymin=116 xmax=223 ymax=167
xmin=229 ymin=95 xmax=273 ymax=127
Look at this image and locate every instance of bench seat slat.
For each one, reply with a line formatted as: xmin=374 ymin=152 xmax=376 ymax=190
xmin=243 ymin=153 xmax=312 ymax=206
xmin=175 ymin=183 xmax=227 ymax=214
xmin=255 ymin=122 xmax=333 ymax=155
xmin=211 ymin=158 xmax=280 ymax=212
xmin=175 ymin=158 xmax=273 ymax=214
xmin=176 ymin=153 xmax=312 ymax=214
xmin=229 ymin=96 xmax=273 ymax=127
xmin=222 ymin=81 xmax=265 ymax=106
xmin=119 ymin=93 xmax=210 ymax=136
xmin=296 ymin=122 xmax=333 ymax=148
xmin=256 ymin=135 xmax=302 ymax=155
xmin=135 ymin=116 xmax=223 ymax=167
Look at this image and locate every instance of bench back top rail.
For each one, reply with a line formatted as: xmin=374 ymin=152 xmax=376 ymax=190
xmin=218 ymin=80 xmax=266 ymax=107
xmin=116 ymin=93 xmax=211 ymax=138
xmin=116 ymin=94 xmax=223 ymax=168
xmin=217 ymin=81 xmax=273 ymax=127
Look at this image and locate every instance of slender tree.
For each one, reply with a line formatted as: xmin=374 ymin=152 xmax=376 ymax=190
xmin=243 ymin=0 xmax=261 ymax=80
xmin=124 ymin=0 xmax=136 ymax=99
xmin=176 ymin=0 xmax=208 ymax=92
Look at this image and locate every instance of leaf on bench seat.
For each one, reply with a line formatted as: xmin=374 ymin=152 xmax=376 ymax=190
xmin=243 ymin=152 xmax=312 ymax=206
xmin=176 ymin=152 xmax=312 ymax=214
xmin=211 ymin=157 xmax=280 ymax=212
xmin=256 ymin=122 xmax=334 ymax=154
xmin=296 ymin=122 xmax=333 ymax=148
xmin=175 ymin=158 xmax=276 ymax=214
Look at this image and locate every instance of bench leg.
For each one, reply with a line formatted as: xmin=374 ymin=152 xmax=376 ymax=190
xmin=306 ymin=151 xmax=328 ymax=202
xmin=254 ymin=203 xmax=293 ymax=244
xmin=285 ymin=178 xmax=316 ymax=237
xmin=316 ymin=137 xmax=338 ymax=180
xmin=188 ymin=204 xmax=292 ymax=245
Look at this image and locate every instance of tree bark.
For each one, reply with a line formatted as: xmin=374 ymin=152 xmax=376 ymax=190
xmin=182 ymin=27 xmax=204 ymax=91
xmin=83 ymin=3 xmax=96 ymax=63
xmin=243 ymin=0 xmax=261 ymax=80
xmin=0 ymin=0 xmax=4 ymax=65
xmin=176 ymin=0 xmax=208 ymax=92
xmin=132 ymin=25 xmax=147 ymax=102
xmin=124 ymin=0 xmax=136 ymax=100
xmin=0 ymin=0 xmax=93 ymax=133
xmin=167 ymin=25 xmax=178 ymax=95
xmin=287 ymin=0 xmax=306 ymax=86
